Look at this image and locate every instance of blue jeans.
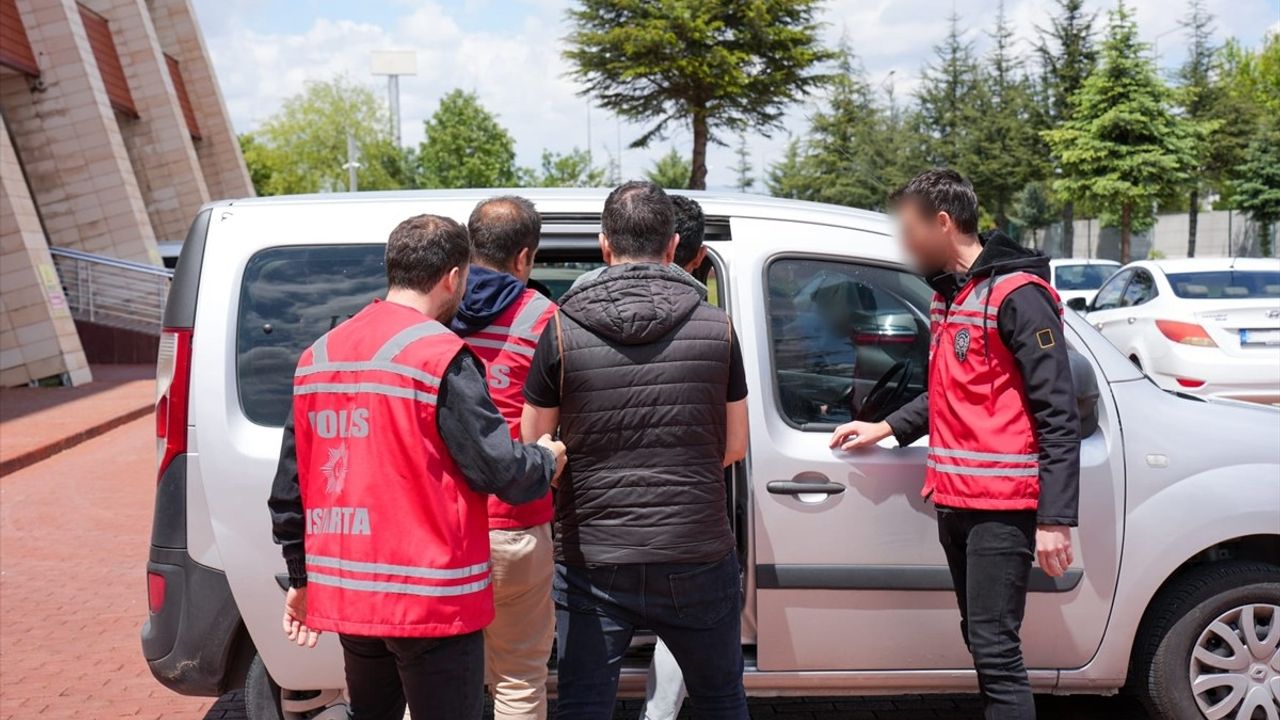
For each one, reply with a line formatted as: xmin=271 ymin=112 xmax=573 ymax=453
xmin=552 ymin=552 xmax=748 ymax=720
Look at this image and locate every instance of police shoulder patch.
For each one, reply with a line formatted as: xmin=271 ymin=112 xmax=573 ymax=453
xmin=1036 ymin=328 xmax=1056 ymax=349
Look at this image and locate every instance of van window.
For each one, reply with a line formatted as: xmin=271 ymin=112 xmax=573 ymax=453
xmin=767 ymin=258 xmax=931 ymax=428
xmin=237 ymin=245 xmax=386 ymax=426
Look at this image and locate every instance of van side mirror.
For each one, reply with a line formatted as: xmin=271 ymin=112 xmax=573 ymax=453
xmin=1066 ymin=297 xmax=1089 ymax=313
xmin=1068 ymin=349 xmax=1100 ymax=437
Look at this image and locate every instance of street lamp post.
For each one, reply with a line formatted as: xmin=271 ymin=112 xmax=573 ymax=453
xmin=371 ymin=50 xmax=418 ymax=147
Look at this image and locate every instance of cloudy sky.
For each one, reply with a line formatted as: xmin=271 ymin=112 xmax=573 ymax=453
xmin=191 ymin=0 xmax=1280 ymax=191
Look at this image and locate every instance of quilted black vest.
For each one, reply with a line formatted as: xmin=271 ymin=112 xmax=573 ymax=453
xmin=554 ymin=263 xmax=735 ymax=565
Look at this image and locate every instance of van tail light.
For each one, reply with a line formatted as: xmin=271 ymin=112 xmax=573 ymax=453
xmin=147 ymin=571 xmax=166 ymax=613
xmin=156 ymin=328 xmax=192 ymax=482
xmin=1155 ymin=320 xmax=1217 ymax=347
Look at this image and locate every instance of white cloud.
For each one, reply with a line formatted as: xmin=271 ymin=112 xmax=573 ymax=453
xmin=194 ymin=0 xmax=1280 ymax=191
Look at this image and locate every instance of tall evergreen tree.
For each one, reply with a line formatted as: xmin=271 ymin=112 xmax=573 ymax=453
xmin=1044 ymin=1 xmax=1200 ymax=263
xmin=1232 ymin=121 xmax=1280 ymax=257
xmin=1176 ymin=0 xmax=1223 ymax=257
xmin=1035 ymin=0 xmax=1097 ymax=256
xmin=765 ymin=138 xmax=810 ymax=199
xmin=917 ymin=13 xmax=982 ymax=170
xmin=729 ymin=135 xmax=755 ymax=192
xmin=564 ymin=0 xmax=835 ymax=189
xmin=646 ymin=148 xmax=694 ymax=189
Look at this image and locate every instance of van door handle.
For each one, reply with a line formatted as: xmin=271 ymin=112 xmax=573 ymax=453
xmin=767 ymin=480 xmax=845 ymax=495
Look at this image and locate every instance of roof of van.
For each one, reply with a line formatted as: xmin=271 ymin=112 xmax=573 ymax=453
xmin=207 ymin=188 xmax=890 ymax=232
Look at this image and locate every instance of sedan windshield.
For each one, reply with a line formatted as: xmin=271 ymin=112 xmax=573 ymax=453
xmin=1166 ymin=270 xmax=1280 ymax=299
xmin=1054 ymin=264 xmax=1117 ymax=290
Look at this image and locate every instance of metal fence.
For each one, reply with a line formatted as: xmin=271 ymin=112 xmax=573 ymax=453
xmin=48 ymin=247 xmax=173 ymax=336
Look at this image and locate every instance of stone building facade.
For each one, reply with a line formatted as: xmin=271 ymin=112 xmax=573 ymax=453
xmin=0 ymin=0 xmax=250 ymax=387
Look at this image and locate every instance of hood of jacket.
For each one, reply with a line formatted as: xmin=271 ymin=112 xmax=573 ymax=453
xmin=450 ymin=265 xmax=526 ymax=336
xmin=559 ymin=263 xmax=705 ymax=346
xmin=927 ymin=230 xmax=1051 ymax=299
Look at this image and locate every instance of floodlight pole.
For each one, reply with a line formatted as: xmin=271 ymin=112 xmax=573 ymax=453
xmin=372 ymin=51 xmax=417 ymax=148
xmin=388 ymin=75 xmax=401 ymax=147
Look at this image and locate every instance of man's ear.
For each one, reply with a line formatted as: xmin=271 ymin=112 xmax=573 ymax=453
xmin=662 ymin=234 xmax=679 ymax=265
xmin=447 ymin=265 xmax=464 ymax=295
xmin=599 ymin=233 xmax=615 ymax=265
xmin=688 ymin=245 xmax=708 ymax=274
xmin=513 ymin=247 xmax=535 ymax=282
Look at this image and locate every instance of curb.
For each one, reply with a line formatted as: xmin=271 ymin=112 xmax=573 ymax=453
xmin=0 ymin=403 xmax=153 ymax=477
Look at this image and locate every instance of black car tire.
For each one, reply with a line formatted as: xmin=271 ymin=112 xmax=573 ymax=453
xmin=244 ymin=653 xmax=284 ymax=720
xmin=1133 ymin=561 xmax=1280 ymax=720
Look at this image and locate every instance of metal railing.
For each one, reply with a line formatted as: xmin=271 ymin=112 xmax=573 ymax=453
xmin=49 ymin=247 xmax=173 ymax=335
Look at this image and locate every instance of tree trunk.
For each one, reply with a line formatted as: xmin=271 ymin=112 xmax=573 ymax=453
xmin=1062 ymin=201 xmax=1075 ymax=258
xmin=689 ymin=110 xmax=708 ymax=190
xmin=1120 ymin=202 xmax=1132 ymax=264
xmin=1187 ymin=189 xmax=1199 ymax=258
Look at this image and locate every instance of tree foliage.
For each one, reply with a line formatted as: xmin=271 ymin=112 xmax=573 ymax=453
xmin=240 ymin=77 xmax=413 ymax=195
xmin=1043 ymin=1 xmax=1201 ymax=262
xmin=416 ymin=90 xmax=518 ymax=189
xmin=1010 ymin=182 xmax=1058 ymax=248
xmin=916 ymin=13 xmax=982 ymax=170
xmin=564 ymin=0 xmax=835 ymax=189
xmin=729 ymin=135 xmax=755 ymax=192
xmin=646 ymin=148 xmax=693 ymax=189
xmin=1232 ymin=121 xmax=1280 ymax=256
xmin=520 ymin=148 xmax=607 ymax=188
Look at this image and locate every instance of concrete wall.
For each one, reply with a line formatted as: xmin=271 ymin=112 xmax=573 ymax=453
xmin=1038 ymin=209 xmax=1277 ymax=261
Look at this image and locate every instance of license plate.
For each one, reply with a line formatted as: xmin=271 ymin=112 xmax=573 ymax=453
xmin=1240 ymin=329 xmax=1280 ymax=346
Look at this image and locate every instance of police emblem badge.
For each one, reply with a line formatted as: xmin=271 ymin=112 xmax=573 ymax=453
xmin=954 ymin=328 xmax=971 ymax=362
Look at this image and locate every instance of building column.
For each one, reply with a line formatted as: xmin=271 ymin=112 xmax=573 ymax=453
xmin=0 ymin=117 xmax=92 ymax=387
xmin=147 ymin=0 xmax=253 ymax=201
xmin=2 ymin=0 xmax=161 ymax=265
xmin=82 ymin=0 xmax=210 ymax=244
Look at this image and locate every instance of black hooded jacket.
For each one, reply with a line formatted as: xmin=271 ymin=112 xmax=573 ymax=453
xmin=523 ymin=263 xmax=747 ymax=564
xmin=886 ymin=231 xmax=1081 ymax=526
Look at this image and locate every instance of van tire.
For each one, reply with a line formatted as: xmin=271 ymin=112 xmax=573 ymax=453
xmin=244 ymin=654 xmax=283 ymax=720
xmin=1133 ymin=561 xmax=1280 ymax=720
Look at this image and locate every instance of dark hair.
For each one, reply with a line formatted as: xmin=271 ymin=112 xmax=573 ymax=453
xmin=468 ymin=195 xmax=541 ymax=270
xmin=671 ymin=195 xmax=706 ymax=268
xmin=601 ymin=181 xmax=675 ymax=260
xmin=385 ymin=214 xmax=471 ymax=292
xmin=889 ymin=168 xmax=979 ymax=235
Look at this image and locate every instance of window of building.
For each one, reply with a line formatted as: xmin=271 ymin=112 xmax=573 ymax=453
xmin=164 ymin=54 xmax=201 ymax=140
xmin=766 ymin=258 xmax=932 ymax=428
xmin=0 ymin=0 xmax=39 ymax=76
xmin=237 ymin=245 xmax=386 ymax=426
xmin=78 ymin=4 xmax=137 ymax=117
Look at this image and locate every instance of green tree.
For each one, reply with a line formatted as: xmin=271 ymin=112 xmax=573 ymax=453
xmin=1175 ymin=0 xmax=1227 ymax=257
xmin=1043 ymin=1 xmax=1200 ymax=263
xmin=917 ymin=12 xmax=982 ymax=169
xmin=240 ymin=77 xmax=412 ymax=195
xmin=1035 ymin=0 xmax=1097 ymax=256
xmin=520 ymin=148 xmax=607 ymax=187
xmin=1010 ymin=182 xmax=1058 ymax=249
xmin=564 ymin=0 xmax=835 ymax=190
xmin=729 ymin=135 xmax=755 ymax=192
xmin=1217 ymin=32 xmax=1280 ymax=213
xmin=968 ymin=1 xmax=1046 ymax=231
xmin=765 ymin=138 xmax=810 ymax=199
xmin=417 ymin=90 xmax=518 ymax=188
xmin=1232 ymin=121 xmax=1280 ymax=257
xmin=646 ymin=148 xmax=693 ymax=189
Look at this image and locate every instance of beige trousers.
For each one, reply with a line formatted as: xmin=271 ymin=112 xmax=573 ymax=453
xmin=485 ymin=523 xmax=555 ymax=720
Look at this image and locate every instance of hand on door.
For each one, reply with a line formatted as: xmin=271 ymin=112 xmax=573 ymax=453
xmin=829 ymin=420 xmax=893 ymax=451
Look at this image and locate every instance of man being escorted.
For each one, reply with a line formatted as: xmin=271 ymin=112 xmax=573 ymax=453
xmin=450 ymin=196 xmax=558 ymax=720
xmin=832 ymin=169 xmax=1080 ymax=720
xmin=522 ymin=181 xmax=750 ymax=720
xmin=268 ymin=214 xmax=565 ymax=720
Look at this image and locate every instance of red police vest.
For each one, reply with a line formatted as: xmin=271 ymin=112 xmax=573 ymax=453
xmin=924 ymin=271 xmax=1064 ymax=511
xmin=463 ymin=288 xmax=557 ymax=529
xmin=292 ymin=299 xmax=494 ymax=638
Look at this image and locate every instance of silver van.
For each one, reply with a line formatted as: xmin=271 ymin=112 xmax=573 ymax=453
xmin=141 ymin=190 xmax=1280 ymax=720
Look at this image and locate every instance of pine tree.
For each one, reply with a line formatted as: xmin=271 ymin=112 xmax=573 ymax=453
xmin=917 ymin=13 xmax=983 ymax=170
xmin=729 ymin=135 xmax=755 ymax=192
xmin=1232 ymin=121 xmax=1280 ymax=257
xmin=646 ymin=148 xmax=693 ymax=189
xmin=1043 ymin=1 xmax=1201 ymax=263
xmin=1176 ymin=0 xmax=1222 ymax=257
xmin=1035 ymin=0 xmax=1097 ymax=256
xmin=765 ymin=138 xmax=810 ymax=199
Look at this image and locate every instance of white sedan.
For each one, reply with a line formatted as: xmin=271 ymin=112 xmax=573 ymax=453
xmin=1083 ymin=257 xmax=1280 ymax=404
xmin=1050 ymin=258 xmax=1121 ymax=307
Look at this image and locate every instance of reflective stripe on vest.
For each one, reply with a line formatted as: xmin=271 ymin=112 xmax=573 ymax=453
xmin=306 ymin=554 xmax=493 ymax=598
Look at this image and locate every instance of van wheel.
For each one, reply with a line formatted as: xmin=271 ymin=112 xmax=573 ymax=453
xmin=244 ymin=653 xmax=347 ymax=720
xmin=1133 ymin=562 xmax=1280 ymax=720
xmin=244 ymin=654 xmax=283 ymax=720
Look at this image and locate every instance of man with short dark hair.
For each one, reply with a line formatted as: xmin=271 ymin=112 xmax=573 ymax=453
xmin=451 ymin=196 xmax=559 ymax=720
xmin=671 ymin=194 xmax=707 ymax=273
xmin=522 ymin=182 xmax=750 ymax=720
xmin=832 ymin=169 xmax=1080 ymax=720
xmin=268 ymin=214 xmax=566 ymax=720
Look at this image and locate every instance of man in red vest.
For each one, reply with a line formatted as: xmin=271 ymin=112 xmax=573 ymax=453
xmin=269 ymin=214 xmax=566 ymax=720
xmin=449 ymin=196 xmax=559 ymax=720
xmin=832 ymin=169 xmax=1080 ymax=720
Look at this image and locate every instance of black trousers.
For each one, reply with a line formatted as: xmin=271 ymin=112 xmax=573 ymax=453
xmin=937 ymin=508 xmax=1037 ymax=720
xmin=339 ymin=630 xmax=485 ymax=720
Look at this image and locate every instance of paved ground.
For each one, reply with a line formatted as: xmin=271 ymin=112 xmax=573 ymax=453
xmin=0 ymin=364 xmax=153 ymax=474
xmin=0 ymin=413 xmax=1150 ymax=719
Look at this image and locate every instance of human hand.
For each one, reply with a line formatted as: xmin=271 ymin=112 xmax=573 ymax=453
xmin=829 ymin=420 xmax=893 ymax=451
xmin=537 ymin=434 xmax=567 ymax=486
xmin=282 ymin=586 xmax=320 ymax=648
xmin=1035 ymin=525 xmax=1074 ymax=578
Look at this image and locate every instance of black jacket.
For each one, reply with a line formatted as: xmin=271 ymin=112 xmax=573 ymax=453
xmin=551 ymin=263 xmax=737 ymax=565
xmin=886 ymin=231 xmax=1081 ymax=526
